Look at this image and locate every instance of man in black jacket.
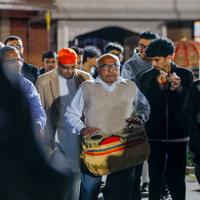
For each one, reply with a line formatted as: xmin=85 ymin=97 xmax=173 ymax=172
xmin=183 ymin=80 xmax=200 ymax=184
xmin=140 ymin=38 xmax=193 ymax=200
xmin=5 ymin=36 xmax=38 ymax=85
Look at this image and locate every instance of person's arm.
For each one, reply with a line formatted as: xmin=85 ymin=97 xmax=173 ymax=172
xmin=126 ymin=85 xmax=150 ymax=125
xmin=65 ymin=85 xmax=98 ymax=136
xmin=65 ymin=86 xmax=86 ymax=134
xmin=121 ymin=61 xmax=135 ymax=81
xmin=27 ymin=83 xmax=47 ymax=131
xmin=35 ymin=78 xmax=45 ymax=109
xmin=183 ymin=83 xmax=200 ymax=129
xmin=134 ymin=86 xmax=150 ymax=123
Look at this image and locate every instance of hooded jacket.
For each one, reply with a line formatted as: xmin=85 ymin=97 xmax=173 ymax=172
xmin=121 ymin=48 xmax=153 ymax=87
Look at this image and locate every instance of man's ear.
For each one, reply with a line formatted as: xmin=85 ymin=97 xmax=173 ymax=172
xmin=21 ymin=47 xmax=24 ymax=56
xmin=86 ymin=57 xmax=90 ymax=62
xmin=120 ymin=55 xmax=124 ymax=62
xmin=166 ymin=55 xmax=172 ymax=62
xmin=96 ymin=67 xmax=100 ymax=73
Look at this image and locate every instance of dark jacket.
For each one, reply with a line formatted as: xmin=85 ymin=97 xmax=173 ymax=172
xmin=38 ymin=67 xmax=45 ymax=76
xmin=140 ymin=62 xmax=193 ymax=140
xmin=183 ymin=80 xmax=200 ymax=163
xmin=21 ymin=62 xmax=38 ymax=85
xmin=0 ymin=69 xmax=65 ymax=200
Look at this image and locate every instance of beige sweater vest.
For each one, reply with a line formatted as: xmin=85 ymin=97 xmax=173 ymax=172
xmin=82 ymin=80 xmax=137 ymax=134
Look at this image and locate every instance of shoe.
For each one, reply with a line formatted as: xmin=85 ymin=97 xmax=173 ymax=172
xmin=160 ymin=194 xmax=172 ymax=200
xmin=141 ymin=182 xmax=149 ymax=193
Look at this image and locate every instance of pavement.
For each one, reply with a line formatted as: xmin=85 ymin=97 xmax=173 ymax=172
xmin=98 ymin=174 xmax=200 ymax=200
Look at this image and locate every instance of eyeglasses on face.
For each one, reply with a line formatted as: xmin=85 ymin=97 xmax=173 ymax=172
xmin=138 ymin=43 xmax=148 ymax=50
xmin=59 ymin=63 xmax=77 ymax=70
xmin=9 ymin=45 xmax=22 ymax=50
xmin=98 ymin=63 xmax=119 ymax=71
xmin=4 ymin=58 xmax=24 ymax=65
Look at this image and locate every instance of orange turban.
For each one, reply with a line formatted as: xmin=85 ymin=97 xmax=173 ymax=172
xmin=58 ymin=47 xmax=77 ymax=64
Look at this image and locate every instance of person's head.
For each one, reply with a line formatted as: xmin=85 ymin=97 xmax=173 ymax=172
xmin=104 ymin=42 xmax=124 ymax=62
xmin=0 ymin=46 xmax=23 ymax=81
xmin=42 ymin=51 xmax=57 ymax=73
xmin=57 ymin=47 xmax=77 ymax=79
xmin=70 ymin=46 xmax=84 ymax=70
xmin=83 ymin=46 xmax=101 ymax=67
xmin=145 ymin=37 xmax=174 ymax=72
xmin=0 ymin=42 xmax=5 ymax=48
xmin=96 ymin=53 xmax=120 ymax=85
xmin=138 ymin=31 xmax=159 ymax=62
xmin=5 ymin=36 xmax=24 ymax=57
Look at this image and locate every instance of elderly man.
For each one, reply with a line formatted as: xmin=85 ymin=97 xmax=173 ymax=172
xmin=66 ymin=53 xmax=150 ymax=200
xmin=0 ymin=46 xmax=46 ymax=140
xmin=36 ymin=48 xmax=91 ymax=200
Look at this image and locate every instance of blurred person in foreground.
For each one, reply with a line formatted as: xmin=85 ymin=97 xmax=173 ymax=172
xmin=81 ymin=45 xmax=101 ymax=79
xmin=70 ymin=46 xmax=84 ymax=70
xmin=38 ymin=51 xmax=57 ymax=76
xmin=0 ymin=46 xmax=65 ymax=200
xmin=65 ymin=53 xmax=150 ymax=200
xmin=140 ymin=37 xmax=193 ymax=200
xmin=0 ymin=46 xmax=46 ymax=142
xmin=183 ymin=80 xmax=200 ymax=184
xmin=36 ymin=47 xmax=91 ymax=200
xmin=5 ymin=36 xmax=38 ymax=85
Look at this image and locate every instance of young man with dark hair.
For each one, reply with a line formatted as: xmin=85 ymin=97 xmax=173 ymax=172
xmin=121 ymin=31 xmax=159 ymax=86
xmin=70 ymin=46 xmax=84 ymax=70
xmin=38 ymin=51 xmax=57 ymax=76
xmin=140 ymin=38 xmax=193 ymax=200
xmin=5 ymin=36 xmax=38 ymax=85
xmin=104 ymin=42 xmax=124 ymax=73
xmin=82 ymin=46 xmax=101 ymax=79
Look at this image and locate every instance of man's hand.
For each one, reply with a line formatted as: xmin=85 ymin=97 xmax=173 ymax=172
xmin=157 ymin=72 xmax=167 ymax=90
xmin=170 ymin=72 xmax=181 ymax=91
xmin=35 ymin=124 xmax=45 ymax=139
xmin=125 ymin=117 xmax=142 ymax=125
xmin=80 ymin=127 xmax=99 ymax=137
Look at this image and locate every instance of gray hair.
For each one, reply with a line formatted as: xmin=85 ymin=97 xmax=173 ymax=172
xmin=96 ymin=53 xmax=120 ymax=68
xmin=0 ymin=46 xmax=17 ymax=66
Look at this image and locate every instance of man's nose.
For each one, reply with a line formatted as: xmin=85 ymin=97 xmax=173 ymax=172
xmin=68 ymin=68 xmax=72 ymax=73
xmin=108 ymin=66 xmax=113 ymax=71
xmin=152 ymin=60 xmax=156 ymax=66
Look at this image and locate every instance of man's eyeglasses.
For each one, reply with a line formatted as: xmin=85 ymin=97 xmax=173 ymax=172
xmin=4 ymin=58 xmax=24 ymax=65
xmin=98 ymin=63 xmax=119 ymax=71
xmin=138 ymin=43 xmax=148 ymax=50
xmin=9 ymin=45 xmax=22 ymax=50
xmin=59 ymin=63 xmax=77 ymax=70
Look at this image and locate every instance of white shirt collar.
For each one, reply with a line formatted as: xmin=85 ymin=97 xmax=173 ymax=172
xmin=92 ymin=75 xmax=127 ymax=86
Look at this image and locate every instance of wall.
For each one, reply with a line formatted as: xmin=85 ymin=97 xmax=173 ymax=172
xmin=0 ymin=10 xmax=48 ymax=69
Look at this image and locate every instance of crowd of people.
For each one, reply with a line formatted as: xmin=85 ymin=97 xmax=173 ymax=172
xmin=0 ymin=32 xmax=200 ymax=200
